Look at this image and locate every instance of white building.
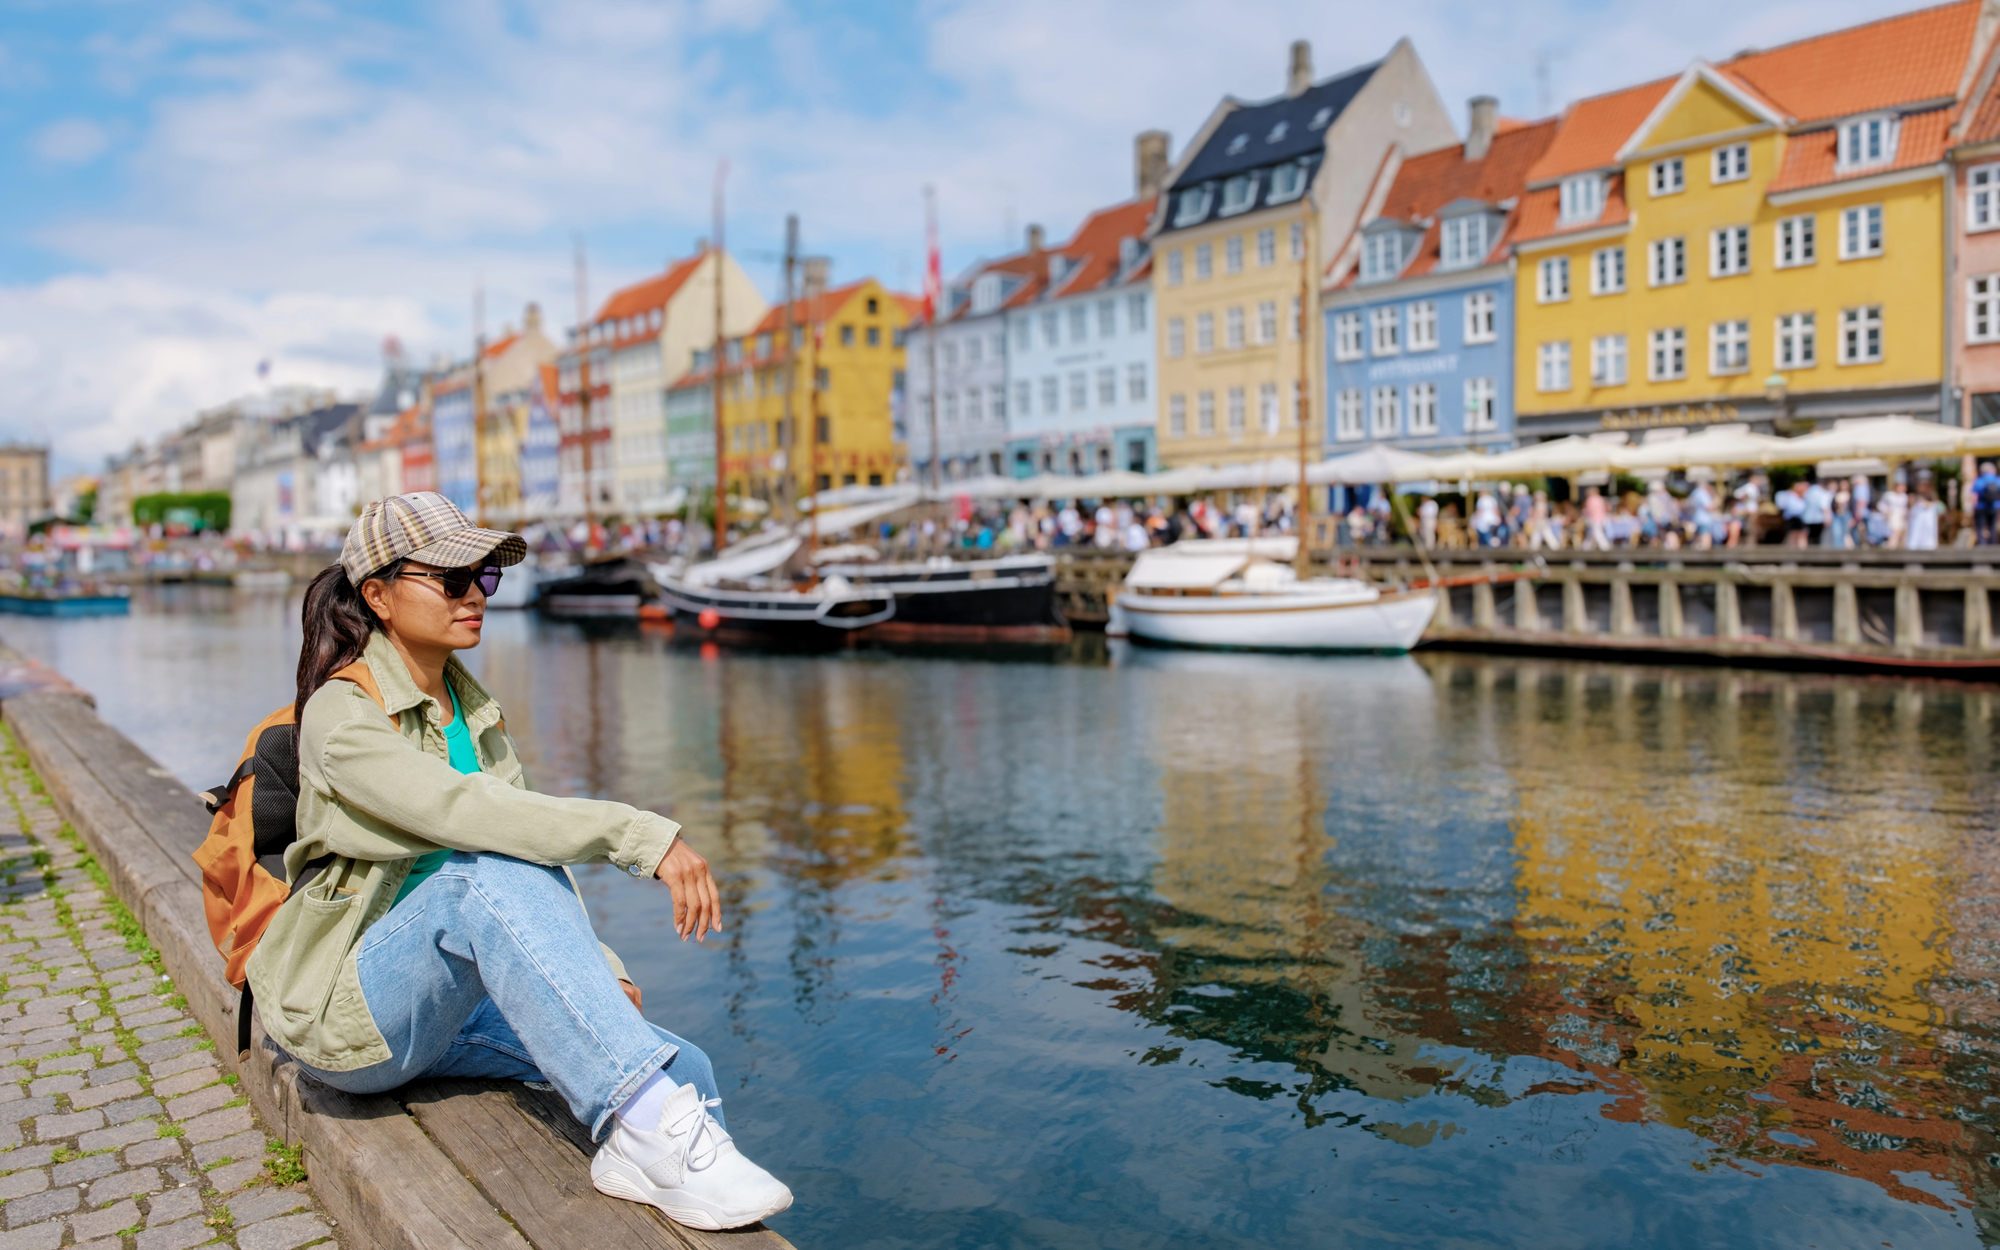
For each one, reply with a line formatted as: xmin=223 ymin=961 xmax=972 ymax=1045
xmin=905 ymin=242 xmax=1040 ymax=483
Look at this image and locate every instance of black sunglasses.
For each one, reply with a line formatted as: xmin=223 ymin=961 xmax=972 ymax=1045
xmin=400 ymin=564 xmax=503 ymax=598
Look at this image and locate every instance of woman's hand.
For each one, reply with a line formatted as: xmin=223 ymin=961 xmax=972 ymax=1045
xmin=620 ymin=979 xmax=642 ymax=1011
xmin=655 ymin=839 xmax=723 ymax=941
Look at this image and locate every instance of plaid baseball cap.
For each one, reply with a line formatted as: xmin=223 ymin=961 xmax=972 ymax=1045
xmin=339 ymin=492 xmax=527 ymax=586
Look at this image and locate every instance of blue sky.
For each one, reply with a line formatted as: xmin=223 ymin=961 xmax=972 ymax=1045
xmin=0 ymin=0 xmax=1939 ymax=475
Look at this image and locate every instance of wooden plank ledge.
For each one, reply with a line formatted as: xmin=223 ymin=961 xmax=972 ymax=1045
xmin=0 ymin=661 xmax=796 ymax=1250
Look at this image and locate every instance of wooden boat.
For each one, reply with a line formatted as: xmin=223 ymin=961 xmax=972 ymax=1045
xmin=1107 ymin=538 xmax=1435 ymax=653
xmin=658 ymin=534 xmax=1065 ymax=646
xmin=539 ymin=556 xmax=659 ymax=616
xmin=0 ymin=593 xmax=131 ymax=617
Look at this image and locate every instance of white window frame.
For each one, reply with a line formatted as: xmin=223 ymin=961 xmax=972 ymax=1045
xmin=1127 ymin=362 xmax=1148 ymax=401
xmin=1559 ymin=175 xmax=1605 ymax=225
xmin=1971 ymin=164 xmax=2000 ymax=233
xmin=1649 ymin=237 xmax=1687 ymax=287
xmin=1195 ymin=242 xmax=1213 ymax=280
xmin=1536 ymin=341 xmax=1571 ymax=392
xmin=1463 ymin=291 xmax=1497 ymax=344
xmin=1197 ymin=391 xmax=1215 ymax=435
xmin=1648 ymin=327 xmax=1687 ymax=381
xmin=1407 ymin=301 xmax=1438 ymax=352
xmin=1710 ymin=319 xmax=1750 ymax=376
xmin=1195 ymin=311 xmax=1215 ymax=354
xmin=1465 ymin=377 xmax=1497 ymax=431
xmin=1226 ymin=386 xmax=1246 ymax=433
xmin=1369 ymin=386 xmax=1401 ymax=437
xmin=1712 ymin=144 xmax=1749 ymax=184
xmin=1096 ymin=366 xmax=1117 ymax=406
xmin=1127 ymin=292 xmax=1148 ymax=330
xmin=1258 ymin=382 xmax=1279 ymax=434
xmin=1650 ymin=157 xmax=1685 ymax=197
xmin=1290 ymin=221 xmax=1306 ymax=261
xmin=1440 ymin=214 xmax=1488 ymax=270
xmin=1097 ymin=300 xmax=1117 ymax=337
xmin=1333 ymin=312 xmax=1364 ymax=362
xmin=1776 ymin=214 xmax=1816 ymax=268
xmin=1336 ymin=389 xmax=1364 ymax=440
xmin=1166 ymin=317 xmax=1185 ymax=359
xmin=1257 ymin=300 xmax=1278 ymax=345
xmin=1591 ymin=246 xmax=1626 ymax=295
xmin=1839 ymin=205 xmax=1884 ymax=259
xmin=1590 ymin=334 xmax=1628 ymax=386
xmin=1407 ymin=382 xmax=1438 ymax=434
xmin=1710 ymin=226 xmax=1751 ymax=277
xmin=1776 ymin=312 xmax=1817 ymax=369
xmin=1370 ymin=305 xmax=1401 ymax=356
xmin=1537 ymin=256 xmax=1570 ymax=303
xmin=1256 ymin=228 xmax=1276 ymax=267
xmin=1225 ymin=306 xmax=1245 ymax=350
xmin=1166 ymin=251 xmax=1183 ymax=286
xmin=1225 ymin=235 xmax=1244 ymax=274
xmin=1361 ymin=232 xmax=1404 ymax=283
xmin=1837 ymin=115 xmax=1900 ymax=173
xmin=1168 ymin=394 xmax=1187 ymax=437
xmin=1839 ymin=305 xmax=1883 ymax=364
xmin=1972 ymin=276 xmax=2000 ymax=344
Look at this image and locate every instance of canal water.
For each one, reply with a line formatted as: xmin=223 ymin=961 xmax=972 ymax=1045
xmin=13 ymin=585 xmax=2000 ymax=1248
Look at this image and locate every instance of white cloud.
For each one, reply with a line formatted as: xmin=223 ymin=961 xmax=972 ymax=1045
xmin=31 ymin=118 xmax=110 ymax=164
xmin=3 ymin=0 xmax=1944 ymax=473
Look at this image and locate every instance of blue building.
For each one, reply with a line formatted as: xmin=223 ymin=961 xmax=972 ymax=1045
xmin=431 ymin=378 xmax=476 ymax=514
xmin=1323 ymin=101 xmax=1556 ymax=476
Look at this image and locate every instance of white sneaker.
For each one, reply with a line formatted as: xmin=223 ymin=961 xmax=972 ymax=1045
xmin=591 ymin=1083 xmax=793 ymax=1229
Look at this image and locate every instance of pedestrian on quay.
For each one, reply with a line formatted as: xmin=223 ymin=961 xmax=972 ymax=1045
xmin=1416 ymin=495 xmax=1439 ymax=549
xmin=1803 ymin=475 xmax=1833 ymax=547
xmin=258 ymin=492 xmax=791 ymax=1232
xmin=1973 ymin=461 xmax=2000 ymax=545
xmin=1829 ymin=479 xmax=1854 ymax=549
xmin=1777 ymin=480 xmax=1807 ymax=548
xmin=1907 ymin=483 xmax=1941 ymax=550
xmin=1582 ymin=486 xmax=1610 ymax=550
xmin=1882 ymin=476 xmax=1911 ymax=549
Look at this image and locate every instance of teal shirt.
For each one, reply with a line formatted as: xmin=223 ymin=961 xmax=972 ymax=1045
xmin=392 ymin=681 xmax=478 ymax=906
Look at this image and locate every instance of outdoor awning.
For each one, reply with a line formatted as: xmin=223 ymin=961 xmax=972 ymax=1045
xmin=1308 ymin=445 xmax=1441 ymax=485
xmin=1611 ymin=427 xmax=1795 ymax=471
xmin=1773 ymin=416 xmax=1963 ymax=462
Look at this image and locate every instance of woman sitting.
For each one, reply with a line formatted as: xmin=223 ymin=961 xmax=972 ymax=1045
xmin=245 ymin=491 xmax=790 ymax=1231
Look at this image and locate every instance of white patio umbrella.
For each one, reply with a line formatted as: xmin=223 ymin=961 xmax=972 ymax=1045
xmin=1958 ymin=424 xmax=2000 ymax=456
xmin=1461 ymin=436 xmax=1623 ymax=480
xmin=1194 ymin=457 xmax=1302 ymax=491
xmin=1771 ymin=415 xmax=1963 ymax=463
xmin=1610 ymin=426 xmax=1796 ymax=471
xmin=1391 ymin=450 xmax=1495 ymax=483
xmin=1307 ymin=444 xmax=1442 ymax=485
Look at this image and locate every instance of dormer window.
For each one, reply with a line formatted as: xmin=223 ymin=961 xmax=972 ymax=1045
xmin=1174 ymin=184 xmax=1213 ymax=227
xmin=1219 ymin=173 xmax=1259 ymax=216
xmin=1267 ymin=120 xmax=1289 ymax=144
xmin=1310 ymin=107 xmax=1332 ymax=129
xmin=1837 ymin=114 xmax=1899 ymax=172
xmin=1268 ymin=163 xmax=1306 ymax=203
xmin=1047 ymin=255 xmax=1070 ymax=285
xmin=1359 ymin=227 xmax=1413 ymax=284
xmin=1226 ymin=134 xmax=1248 ymax=155
xmin=1119 ymin=237 xmax=1142 ymax=272
xmin=972 ymin=274 xmax=1002 ymax=314
xmin=1439 ymin=212 xmax=1494 ymax=270
xmin=1559 ymin=174 xmax=1605 ymax=226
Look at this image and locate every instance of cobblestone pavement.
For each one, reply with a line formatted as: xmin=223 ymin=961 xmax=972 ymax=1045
xmin=0 ymin=735 xmax=339 ymax=1250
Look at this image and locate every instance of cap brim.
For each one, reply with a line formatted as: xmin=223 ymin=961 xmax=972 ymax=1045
xmin=404 ymin=527 xmax=528 ymax=571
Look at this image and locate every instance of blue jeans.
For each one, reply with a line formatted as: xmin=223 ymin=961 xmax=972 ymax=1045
xmin=290 ymin=852 xmax=716 ymax=1141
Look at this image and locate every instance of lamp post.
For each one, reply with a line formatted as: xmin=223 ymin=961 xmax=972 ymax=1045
xmin=1763 ymin=373 xmax=1793 ymax=436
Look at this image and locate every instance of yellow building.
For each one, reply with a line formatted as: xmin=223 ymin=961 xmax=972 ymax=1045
xmin=1152 ymin=39 xmax=1456 ymax=467
xmin=702 ymin=277 xmax=918 ymax=509
xmin=1512 ymin=4 xmax=1992 ymax=437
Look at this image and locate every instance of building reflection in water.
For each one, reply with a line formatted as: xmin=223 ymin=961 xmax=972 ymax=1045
xmin=480 ymin=618 xmax=2000 ymax=1226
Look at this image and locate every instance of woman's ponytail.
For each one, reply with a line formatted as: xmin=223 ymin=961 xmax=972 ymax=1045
xmin=295 ymin=562 xmax=400 ymax=727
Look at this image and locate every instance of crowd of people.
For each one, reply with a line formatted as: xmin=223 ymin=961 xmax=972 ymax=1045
xmin=1404 ymin=463 xmax=1995 ymax=552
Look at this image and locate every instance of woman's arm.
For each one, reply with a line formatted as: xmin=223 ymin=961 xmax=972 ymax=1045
xmin=300 ymin=683 xmax=677 ymax=876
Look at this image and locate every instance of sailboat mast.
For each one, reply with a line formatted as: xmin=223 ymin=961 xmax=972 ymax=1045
xmin=712 ymin=160 xmax=729 ymax=554
xmin=574 ymin=234 xmax=597 ymax=551
xmin=782 ymin=215 xmax=799 ymax=519
xmin=1294 ymin=207 xmax=1315 ymax=576
xmin=924 ymin=186 xmax=942 ymax=496
xmin=473 ymin=283 xmax=488 ymax=528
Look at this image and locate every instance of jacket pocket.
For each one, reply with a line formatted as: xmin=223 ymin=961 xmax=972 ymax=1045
xmin=263 ymin=875 xmax=366 ymax=1023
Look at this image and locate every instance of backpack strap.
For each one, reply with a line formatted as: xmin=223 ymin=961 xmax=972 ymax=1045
xmin=328 ymin=660 xmax=391 ymax=716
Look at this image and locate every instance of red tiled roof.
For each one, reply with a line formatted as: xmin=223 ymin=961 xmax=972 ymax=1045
xmin=1966 ymin=69 xmax=2000 ymax=144
xmin=1046 ymin=197 xmax=1158 ymax=296
xmin=482 ymin=333 xmax=519 ymax=360
xmin=1333 ymin=118 xmax=1560 ymax=286
xmin=1511 ymin=173 xmax=1633 ymax=246
xmin=1526 ymin=77 xmax=1676 ymax=183
xmin=593 ymin=252 xmax=708 ymax=333
xmin=747 ymin=279 xmax=875 ymax=335
xmin=1767 ymin=105 xmax=1954 ymax=193
xmin=1718 ymin=0 xmax=1980 ymax=124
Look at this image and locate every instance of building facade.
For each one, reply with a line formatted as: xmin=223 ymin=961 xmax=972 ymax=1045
xmin=1325 ymin=102 xmax=1558 ymax=454
xmin=576 ymin=249 xmax=766 ymax=514
xmin=0 ymin=446 xmax=50 ymax=539
xmin=1003 ymin=196 xmax=1158 ymax=477
xmin=1512 ymin=3 xmax=1993 ymax=440
xmin=1154 ymin=38 xmax=1456 ymax=468
xmin=905 ymin=246 xmax=1039 ymax=482
xmin=1950 ymin=32 xmax=2000 ymax=428
xmin=710 ymin=277 xmax=916 ymax=507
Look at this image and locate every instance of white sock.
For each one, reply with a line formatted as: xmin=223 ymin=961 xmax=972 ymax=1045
xmin=615 ymin=1067 xmax=677 ymax=1129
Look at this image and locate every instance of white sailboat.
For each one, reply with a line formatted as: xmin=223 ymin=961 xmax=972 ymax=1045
xmin=1106 ymin=538 xmax=1436 ymax=653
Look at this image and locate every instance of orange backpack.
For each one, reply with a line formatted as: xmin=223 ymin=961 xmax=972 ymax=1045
xmin=193 ymin=662 xmax=388 ymax=1052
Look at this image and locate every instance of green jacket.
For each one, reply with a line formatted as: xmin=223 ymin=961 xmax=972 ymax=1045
xmin=243 ymin=631 xmax=680 ymax=1071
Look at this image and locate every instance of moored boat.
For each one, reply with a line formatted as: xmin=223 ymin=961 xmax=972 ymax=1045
xmin=1107 ymin=538 xmax=1435 ymax=653
xmin=539 ymin=556 xmax=660 ymax=616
